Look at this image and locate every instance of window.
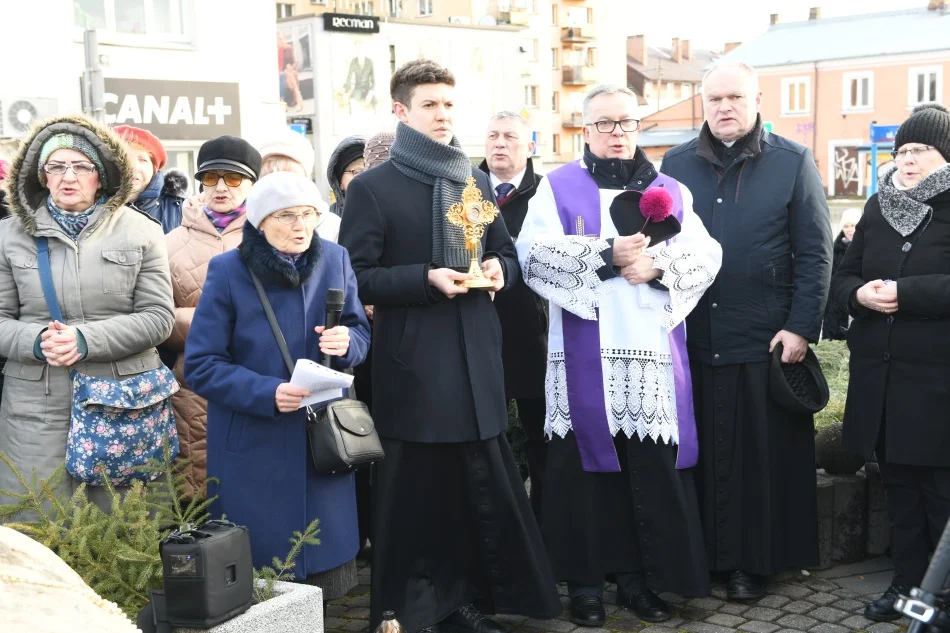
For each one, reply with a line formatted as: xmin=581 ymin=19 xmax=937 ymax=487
xmin=587 ymin=7 xmax=593 ymax=22
xmin=311 ymin=0 xmax=328 ymax=4
xmin=525 ymin=85 xmax=539 ymax=107
xmin=681 ymin=83 xmax=690 ymax=99
xmin=551 ymin=4 xmax=558 ymax=24
xmin=573 ymin=133 xmax=584 ymax=155
xmin=552 ymin=48 xmax=559 ymax=70
xmin=552 ymin=91 xmax=559 ymax=113
xmin=587 ymin=47 xmax=597 ymax=67
xmin=781 ymin=77 xmax=810 ymax=115
xmin=277 ymin=3 xmax=294 ymax=18
xmin=909 ymin=66 xmax=942 ymax=106
xmin=74 ymin=0 xmax=190 ymax=40
xmin=552 ymin=134 xmax=560 ymax=154
xmin=665 ymin=82 xmax=674 ymax=99
xmin=389 ymin=0 xmax=402 ymax=17
xmin=355 ymin=1 xmax=374 ymax=15
xmin=644 ymin=81 xmax=653 ymax=97
xmin=418 ymin=0 xmax=433 ymax=17
xmin=523 ymin=38 xmax=538 ymax=62
xmin=842 ymin=71 xmax=873 ymax=111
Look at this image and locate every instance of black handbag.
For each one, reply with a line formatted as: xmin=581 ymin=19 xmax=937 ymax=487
xmin=249 ymin=270 xmax=384 ymax=475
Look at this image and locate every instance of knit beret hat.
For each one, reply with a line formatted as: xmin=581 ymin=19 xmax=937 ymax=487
xmin=245 ymin=171 xmax=323 ymax=229
xmin=196 ymin=135 xmax=262 ymax=182
xmin=113 ymin=125 xmax=168 ymax=171
xmin=363 ymin=131 xmax=395 ymax=169
xmin=333 ymin=143 xmax=366 ymax=182
xmin=38 ymin=133 xmax=108 ymax=188
xmin=895 ymin=103 xmax=950 ymax=161
xmin=258 ymin=129 xmax=316 ymax=177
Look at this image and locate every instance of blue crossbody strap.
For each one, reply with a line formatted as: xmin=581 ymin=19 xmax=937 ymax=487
xmin=35 ymin=237 xmax=65 ymax=323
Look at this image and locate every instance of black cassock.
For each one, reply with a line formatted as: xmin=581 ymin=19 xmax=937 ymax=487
xmin=691 ymin=360 xmax=819 ymax=575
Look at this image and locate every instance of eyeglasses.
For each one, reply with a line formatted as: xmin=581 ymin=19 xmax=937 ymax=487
xmin=43 ymin=162 xmax=97 ymax=176
xmin=273 ymin=210 xmax=319 ymax=225
xmin=200 ymin=172 xmax=246 ymax=187
xmin=586 ymin=118 xmax=641 ymax=134
xmin=892 ymin=146 xmax=934 ymax=160
xmin=342 ymin=168 xmax=365 ymax=177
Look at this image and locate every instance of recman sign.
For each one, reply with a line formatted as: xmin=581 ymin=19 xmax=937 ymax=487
xmin=103 ymin=78 xmax=241 ymax=140
xmin=323 ymin=12 xmax=380 ymax=34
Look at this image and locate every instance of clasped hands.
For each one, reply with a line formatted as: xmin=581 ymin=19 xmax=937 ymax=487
xmin=855 ymin=279 xmax=898 ymax=315
xmin=275 ymin=325 xmax=350 ymax=413
xmin=40 ymin=320 xmax=82 ymax=367
xmin=613 ymin=233 xmax=661 ymax=285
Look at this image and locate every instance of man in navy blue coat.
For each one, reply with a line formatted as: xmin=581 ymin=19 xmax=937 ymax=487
xmin=339 ymin=59 xmax=560 ymax=633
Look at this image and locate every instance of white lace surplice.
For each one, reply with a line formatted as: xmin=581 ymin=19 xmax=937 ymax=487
xmin=516 ymin=172 xmax=722 ymax=444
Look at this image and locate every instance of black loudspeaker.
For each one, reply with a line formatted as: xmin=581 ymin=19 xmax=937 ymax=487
xmin=159 ymin=520 xmax=254 ymax=628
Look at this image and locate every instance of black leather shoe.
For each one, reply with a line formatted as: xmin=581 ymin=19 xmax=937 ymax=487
xmin=617 ymin=588 xmax=671 ymax=623
xmin=443 ymin=604 xmax=506 ymax=633
xmin=727 ymin=570 xmax=767 ymax=601
xmin=570 ymin=595 xmax=606 ymax=627
xmin=864 ymin=585 xmax=906 ymax=622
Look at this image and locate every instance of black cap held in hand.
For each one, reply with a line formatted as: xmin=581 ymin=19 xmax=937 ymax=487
xmin=326 ymin=289 xmax=345 ymax=312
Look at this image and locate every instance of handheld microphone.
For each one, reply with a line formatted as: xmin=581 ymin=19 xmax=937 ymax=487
xmin=323 ymin=289 xmax=345 ymax=367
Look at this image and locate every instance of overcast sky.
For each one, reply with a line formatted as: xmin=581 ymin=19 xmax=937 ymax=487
xmin=624 ymin=0 xmax=930 ymax=51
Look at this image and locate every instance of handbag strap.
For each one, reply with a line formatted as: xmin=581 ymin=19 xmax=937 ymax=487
xmin=249 ymin=270 xmax=296 ymax=377
xmin=35 ymin=237 xmax=64 ymax=322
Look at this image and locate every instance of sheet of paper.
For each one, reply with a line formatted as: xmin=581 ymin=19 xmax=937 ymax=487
xmin=289 ymin=358 xmax=354 ymax=408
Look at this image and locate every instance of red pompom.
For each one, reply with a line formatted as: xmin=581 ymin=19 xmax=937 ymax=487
xmin=640 ymin=187 xmax=674 ymax=223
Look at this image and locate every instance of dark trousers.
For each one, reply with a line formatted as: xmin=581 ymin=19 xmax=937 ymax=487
xmin=516 ymin=397 xmax=548 ymax=520
xmin=569 ymin=573 xmax=647 ymax=599
xmin=355 ymin=357 xmax=373 ymax=546
xmin=878 ymin=458 xmax=950 ymax=588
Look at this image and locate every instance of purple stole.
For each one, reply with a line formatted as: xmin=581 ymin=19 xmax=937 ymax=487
xmin=545 ymin=161 xmax=699 ymax=472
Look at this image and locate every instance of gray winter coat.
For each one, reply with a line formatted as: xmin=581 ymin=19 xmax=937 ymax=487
xmin=0 ymin=115 xmax=174 ymax=505
xmin=326 ymin=135 xmax=365 ymax=217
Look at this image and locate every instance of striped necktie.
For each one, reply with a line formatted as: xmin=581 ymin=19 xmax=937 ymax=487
xmin=495 ymin=182 xmax=516 ymax=206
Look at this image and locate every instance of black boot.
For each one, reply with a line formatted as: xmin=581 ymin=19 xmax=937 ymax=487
xmin=864 ymin=584 xmax=906 ymax=622
xmin=617 ymin=587 xmax=671 ymax=623
xmin=727 ymin=570 xmax=767 ymax=601
xmin=443 ymin=604 xmax=506 ymax=633
xmin=570 ymin=595 xmax=606 ymax=627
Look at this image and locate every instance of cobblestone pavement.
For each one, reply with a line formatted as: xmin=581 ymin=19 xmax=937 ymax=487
xmin=326 ymin=558 xmax=905 ymax=633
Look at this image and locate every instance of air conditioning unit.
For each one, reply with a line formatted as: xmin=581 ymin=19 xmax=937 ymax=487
xmin=0 ymin=97 xmax=59 ymax=138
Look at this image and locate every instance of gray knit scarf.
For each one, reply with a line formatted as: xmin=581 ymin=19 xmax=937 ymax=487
xmin=878 ymin=165 xmax=950 ymax=236
xmin=389 ymin=122 xmax=472 ymax=268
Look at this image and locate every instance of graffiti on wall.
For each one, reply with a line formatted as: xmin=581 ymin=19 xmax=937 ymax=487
xmin=834 ymin=146 xmax=860 ymax=197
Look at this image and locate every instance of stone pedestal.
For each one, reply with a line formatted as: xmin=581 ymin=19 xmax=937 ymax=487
xmin=177 ymin=581 xmax=323 ymax=633
xmin=815 ymin=469 xmax=868 ymax=565
xmin=813 ymin=475 xmax=835 ymax=570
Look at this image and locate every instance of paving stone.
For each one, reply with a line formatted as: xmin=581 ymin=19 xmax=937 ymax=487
xmin=326 ymin=604 xmax=346 ymax=616
xmin=783 ymin=601 xmax=816 ymax=615
xmin=341 ymin=621 xmax=369 ymax=632
xmin=682 ymin=621 xmax=739 ymax=633
xmin=744 ymin=607 xmax=785 ymax=622
xmin=771 ymin=584 xmax=815 ymax=600
xmin=830 ymin=599 xmax=865 ymax=613
xmin=344 ymin=607 xmax=370 ymax=619
xmin=776 ymin=614 xmax=819 ymax=630
xmin=832 ymin=589 xmax=860 ymax=600
xmin=806 ymin=607 xmax=849 ymax=624
xmin=738 ymin=622 xmax=781 ymax=633
xmin=806 ymin=624 xmax=849 ymax=633
xmin=608 ymin=619 xmax=647 ymax=632
xmin=640 ymin=627 xmax=680 ymax=633
xmin=348 ymin=594 xmax=371 ymax=607
xmin=689 ymin=597 xmax=727 ymax=610
xmin=706 ymin=613 xmax=747 ymax=627
xmin=757 ymin=596 xmax=792 ymax=609
xmin=494 ymin=614 xmax=529 ymax=624
xmin=865 ymin=623 xmax=901 ymax=633
xmin=658 ymin=617 xmax=685 ymax=628
xmin=773 ymin=629 xmax=806 ymax=633
xmin=523 ymin=617 xmax=577 ymax=632
xmin=712 ymin=586 xmax=729 ymax=600
xmin=678 ymin=606 xmax=713 ymax=621
xmin=658 ymin=592 xmax=690 ymax=605
xmin=324 ymin=617 xmax=345 ymax=630
xmin=808 ymin=593 xmax=839 ymax=606
xmin=803 ymin=579 xmax=841 ymax=593
xmin=840 ymin=614 xmax=874 ymax=629
xmin=720 ymin=603 xmax=752 ymax=616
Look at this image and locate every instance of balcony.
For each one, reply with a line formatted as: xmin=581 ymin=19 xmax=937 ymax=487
xmin=562 ymin=112 xmax=584 ymax=128
xmin=509 ymin=9 xmax=530 ymax=25
xmin=562 ymin=65 xmax=596 ymax=86
xmin=561 ymin=25 xmax=596 ymax=43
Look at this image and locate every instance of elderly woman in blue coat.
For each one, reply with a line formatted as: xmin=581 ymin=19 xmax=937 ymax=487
xmin=184 ymin=171 xmax=370 ymax=598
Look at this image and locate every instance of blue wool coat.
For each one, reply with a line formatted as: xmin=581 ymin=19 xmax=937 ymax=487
xmin=184 ymin=225 xmax=370 ymax=577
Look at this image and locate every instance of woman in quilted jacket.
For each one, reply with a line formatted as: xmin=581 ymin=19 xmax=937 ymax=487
xmin=164 ymin=136 xmax=260 ymax=498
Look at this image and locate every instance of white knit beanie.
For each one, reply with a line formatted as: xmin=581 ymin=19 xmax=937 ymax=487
xmin=257 ymin=129 xmax=316 ymax=177
xmin=246 ymin=171 xmax=324 ymax=228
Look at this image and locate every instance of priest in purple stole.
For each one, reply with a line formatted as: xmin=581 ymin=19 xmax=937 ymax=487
xmin=517 ymin=85 xmax=722 ymax=627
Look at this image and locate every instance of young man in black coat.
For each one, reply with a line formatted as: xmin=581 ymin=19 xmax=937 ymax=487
xmin=478 ymin=112 xmax=548 ymax=519
xmin=339 ymin=59 xmax=560 ymax=633
xmin=661 ymin=60 xmax=833 ymax=600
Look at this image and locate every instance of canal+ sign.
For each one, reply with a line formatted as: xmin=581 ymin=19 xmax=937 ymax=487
xmin=103 ymin=78 xmax=241 ymax=140
xmin=323 ymin=12 xmax=380 ymax=34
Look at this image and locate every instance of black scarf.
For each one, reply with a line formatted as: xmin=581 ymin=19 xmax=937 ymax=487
xmin=583 ymin=145 xmax=656 ymax=190
xmin=238 ymin=221 xmax=321 ymax=288
xmin=389 ymin=122 xmax=472 ymax=269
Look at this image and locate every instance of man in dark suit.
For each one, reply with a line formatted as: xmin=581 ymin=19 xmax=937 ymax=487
xmin=339 ymin=59 xmax=560 ymax=633
xmin=478 ymin=112 xmax=548 ymax=519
